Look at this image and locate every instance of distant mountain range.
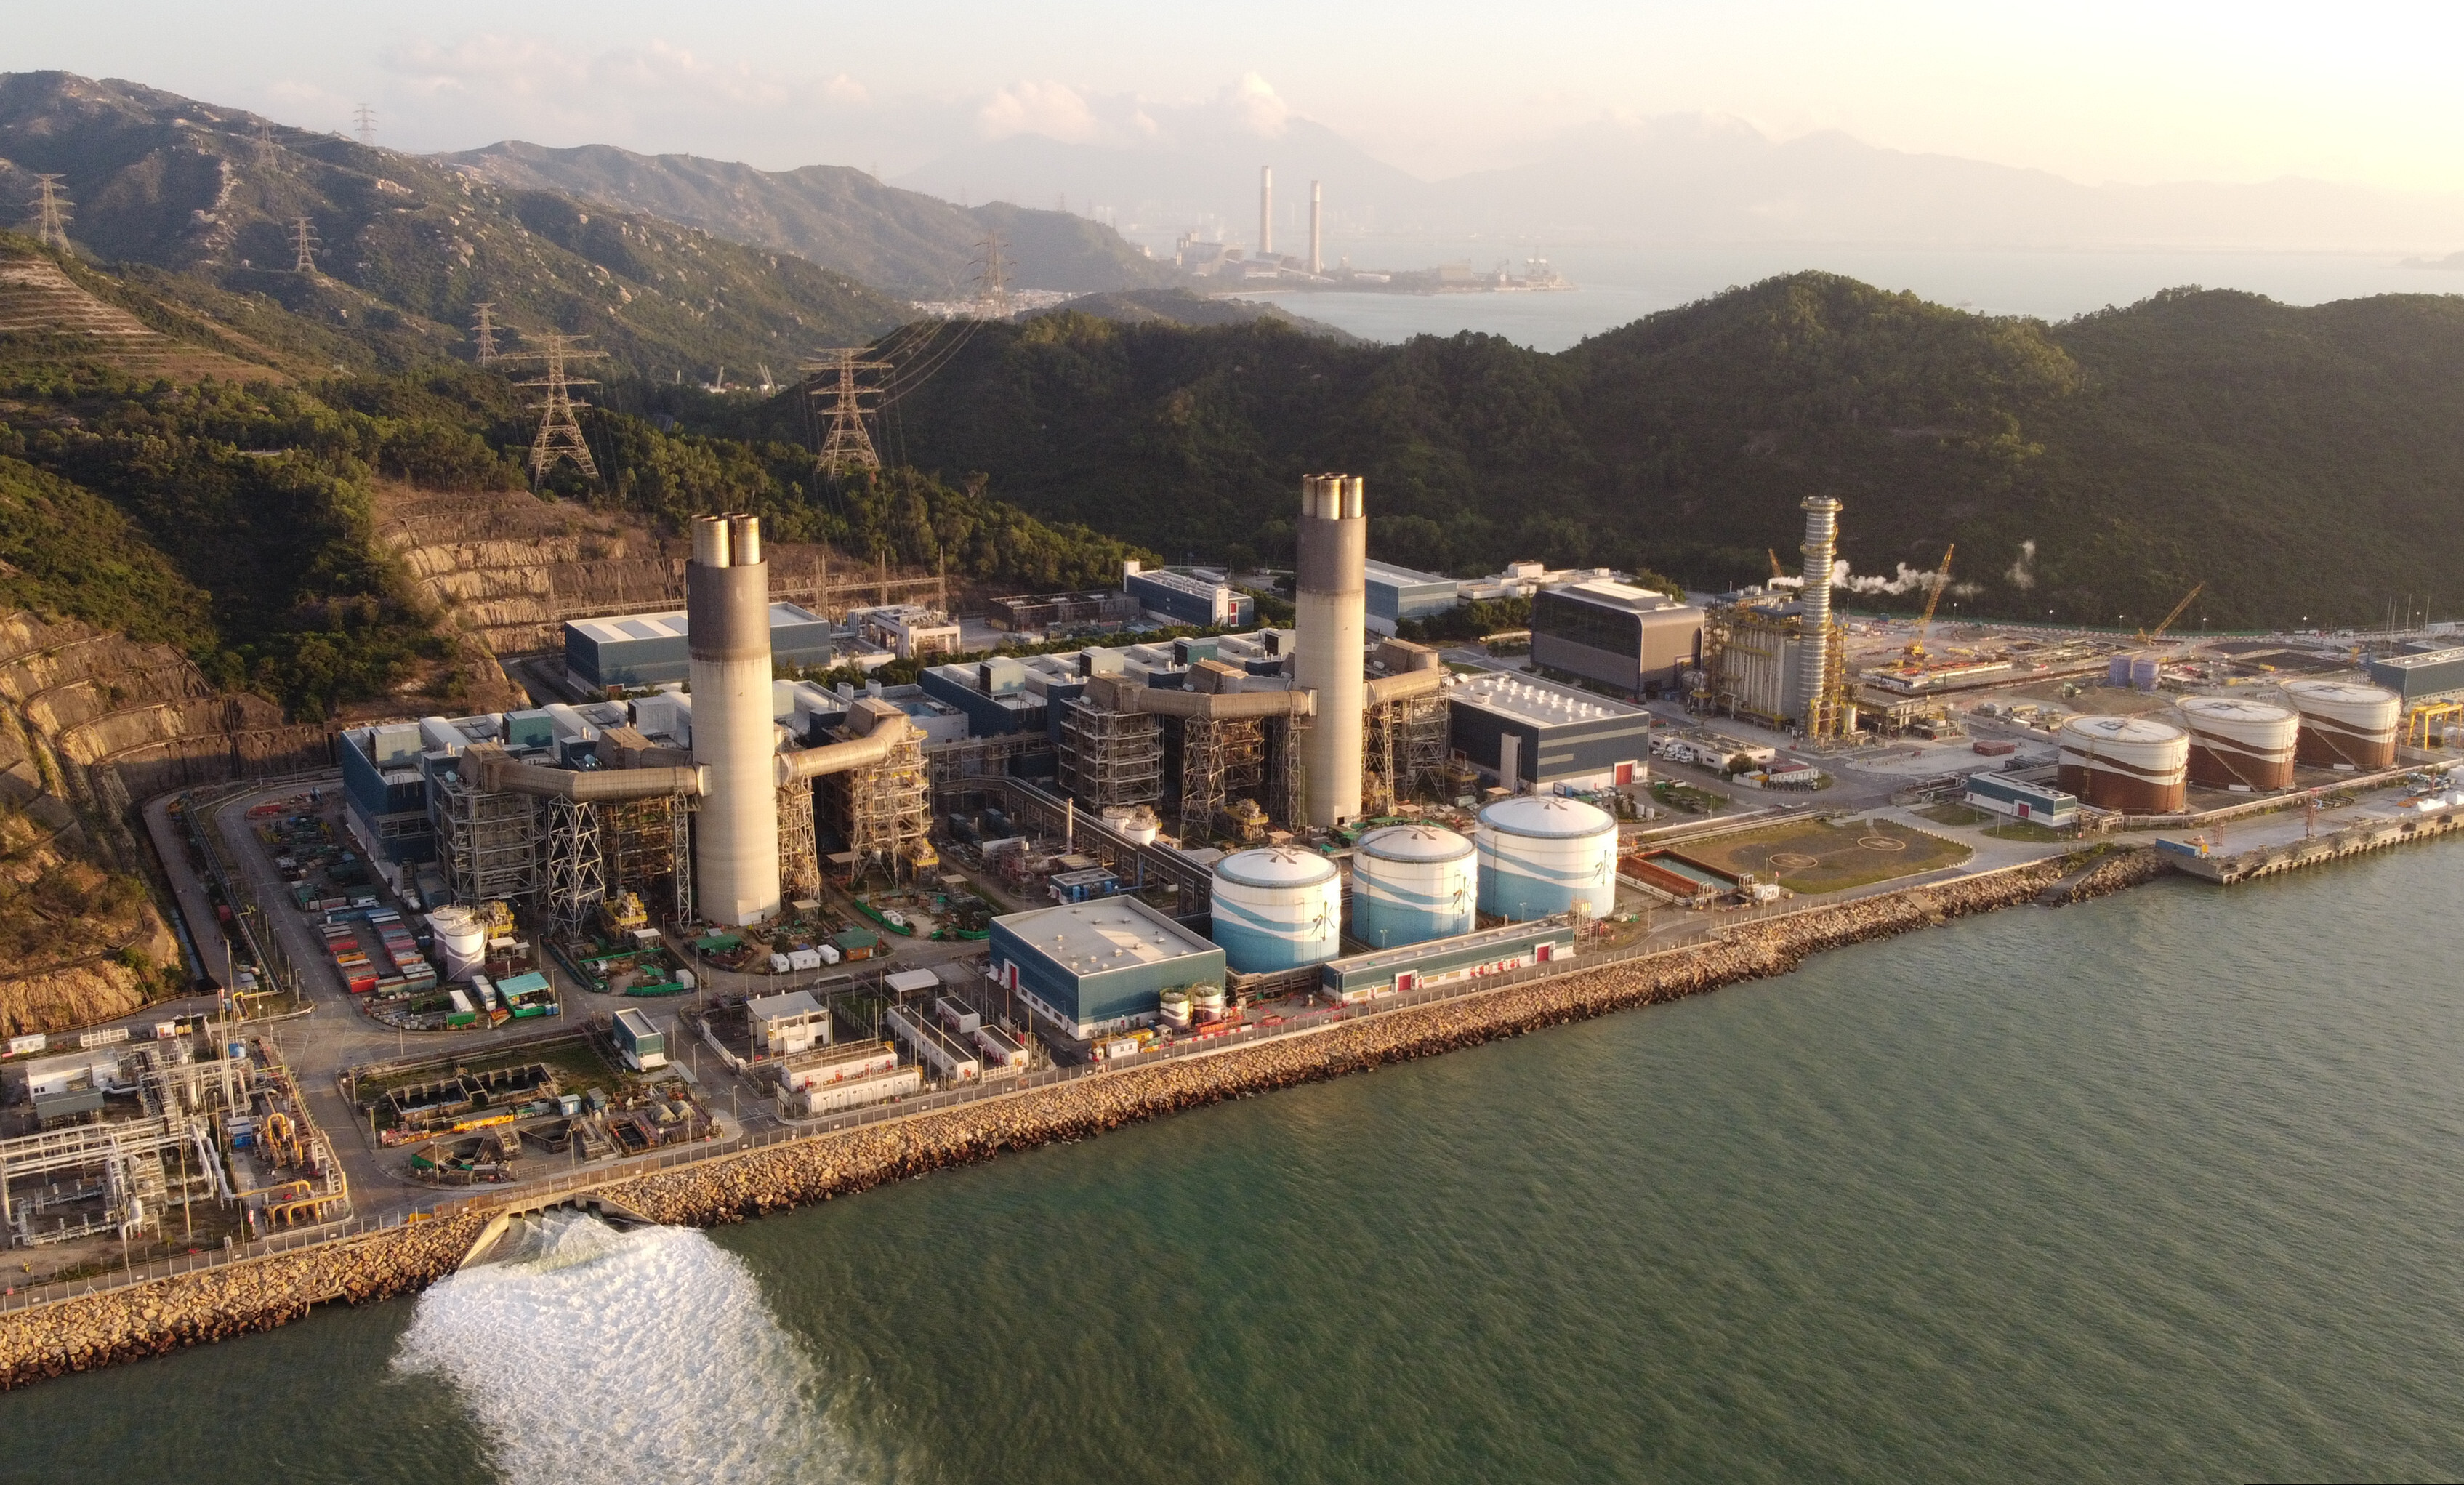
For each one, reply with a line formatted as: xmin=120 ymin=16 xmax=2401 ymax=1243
xmin=903 ymin=113 xmax=2464 ymax=256
xmin=442 ymin=141 xmax=1178 ymax=298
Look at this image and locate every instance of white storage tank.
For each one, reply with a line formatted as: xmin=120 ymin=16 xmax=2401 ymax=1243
xmin=2056 ymin=715 xmax=2189 ymax=811
xmin=2176 ymin=696 xmax=2298 ymax=789
xmin=1352 ymin=824 xmax=1476 ymax=949
xmin=426 ymin=906 xmax=485 ymax=981
xmin=2282 ymin=679 xmax=2400 ymax=769
xmin=1475 ymin=795 xmax=1617 ymax=922
xmin=1210 ymin=848 xmax=1342 ymax=973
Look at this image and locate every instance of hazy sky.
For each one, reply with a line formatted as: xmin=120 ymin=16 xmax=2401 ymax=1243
xmin=12 ymin=1 xmax=2464 ymax=191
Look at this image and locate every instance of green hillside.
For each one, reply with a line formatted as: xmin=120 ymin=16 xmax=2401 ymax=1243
xmin=0 ymin=71 xmax=908 ymax=379
xmin=864 ymin=275 xmax=2464 ymax=629
xmin=448 ymin=142 xmax=1179 ymax=299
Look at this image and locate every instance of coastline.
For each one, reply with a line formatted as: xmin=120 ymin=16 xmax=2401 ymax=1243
xmin=0 ymin=846 xmax=2165 ymax=1388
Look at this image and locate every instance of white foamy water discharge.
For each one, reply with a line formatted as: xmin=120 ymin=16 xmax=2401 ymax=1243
xmin=394 ymin=1212 xmax=873 ymax=1485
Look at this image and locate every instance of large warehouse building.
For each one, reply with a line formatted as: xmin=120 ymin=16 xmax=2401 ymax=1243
xmin=2369 ymin=645 xmax=2464 ymax=704
xmin=1529 ymin=581 xmax=1703 ymax=699
xmin=565 ymin=603 xmax=837 ymax=690
xmin=988 ymin=896 xmax=1227 ymax=1040
xmin=1447 ymin=672 xmax=1654 ymax=792
xmin=1364 ymin=559 xmax=1461 ymax=635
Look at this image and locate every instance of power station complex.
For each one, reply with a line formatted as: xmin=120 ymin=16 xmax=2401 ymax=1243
xmin=338 ymin=484 xmax=1633 ymax=1046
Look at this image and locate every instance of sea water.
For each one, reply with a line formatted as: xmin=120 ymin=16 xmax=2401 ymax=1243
xmin=9 ymin=847 xmax=2464 ymax=1484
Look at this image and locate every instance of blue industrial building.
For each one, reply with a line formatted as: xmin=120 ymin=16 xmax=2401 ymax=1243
xmin=565 ymin=603 xmax=837 ymax=691
xmin=989 ymin=896 xmax=1226 ymax=1040
xmin=1124 ymin=565 xmax=1253 ymax=629
xmin=1964 ymin=773 xmax=2079 ymax=827
xmin=919 ymin=657 xmax=1050 ymax=736
xmin=1446 ymin=672 xmax=1654 ymax=791
xmin=2370 ymin=645 xmax=2464 ymax=703
xmin=339 ymin=722 xmax=437 ymax=864
xmin=1364 ymin=559 xmax=1461 ymax=633
xmin=1319 ymin=920 xmax=1576 ymax=1001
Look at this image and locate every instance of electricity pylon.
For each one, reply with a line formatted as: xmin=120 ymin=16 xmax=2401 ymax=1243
xmin=510 ymin=334 xmax=605 ymax=485
xmin=470 ymin=302 xmax=502 ymax=364
xmin=972 ymin=232 xmax=1009 ymax=320
xmin=353 ymin=104 xmax=377 ymax=147
xmin=27 ymin=175 xmax=72 ymax=251
xmin=251 ymin=121 xmax=281 ymax=173
xmin=802 ymin=349 xmax=891 ymax=476
xmin=291 ymin=217 xmax=322 ymax=276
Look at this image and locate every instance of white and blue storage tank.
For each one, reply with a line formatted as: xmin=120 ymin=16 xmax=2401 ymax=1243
xmin=1351 ymin=824 xmax=1476 ymax=949
xmin=1210 ymin=848 xmax=1342 ymax=973
xmin=1475 ymin=795 xmax=1618 ymax=921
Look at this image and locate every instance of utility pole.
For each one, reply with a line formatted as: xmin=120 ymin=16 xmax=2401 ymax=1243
xmin=470 ymin=302 xmax=502 ymax=365
xmin=291 ymin=217 xmax=322 ymax=277
xmin=353 ymin=104 xmax=377 ymax=148
xmin=509 ymin=333 xmax=606 ymax=486
xmin=26 ymin=175 xmax=72 ymax=252
xmin=802 ymin=349 xmax=891 ymax=477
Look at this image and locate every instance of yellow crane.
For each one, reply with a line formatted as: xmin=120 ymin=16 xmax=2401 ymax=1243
xmin=2137 ymin=583 xmax=2205 ymax=648
xmin=1768 ymin=549 xmax=1786 ymax=583
xmin=1899 ymin=544 xmax=1957 ymax=666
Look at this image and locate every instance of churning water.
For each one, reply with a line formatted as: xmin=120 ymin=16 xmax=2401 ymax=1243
xmin=390 ymin=1212 xmax=877 ymax=1485
xmin=10 ymin=846 xmax=2464 ymax=1483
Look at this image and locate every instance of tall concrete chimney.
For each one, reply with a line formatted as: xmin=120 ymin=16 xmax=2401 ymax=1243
xmin=1295 ymin=473 xmax=1366 ymax=826
xmin=1308 ymin=180 xmax=1322 ymax=275
xmin=1260 ymin=166 xmax=1273 ymax=259
xmin=1795 ymin=495 xmax=1841 ymax=734
xmin=689 ymin=512 xmax=780 ymax=925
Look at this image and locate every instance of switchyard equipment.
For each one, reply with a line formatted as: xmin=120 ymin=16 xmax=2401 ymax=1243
xmin=2282 ymin=680 xmax=2402 ymax=769
xmin=1210 ymin=848 xmax=1344 ymax=973
xmin=2057 ymin=715 xmax=2190 ymax=812
xmin=1475 ymin=795 xmax=1618 ymax=922
xmin=2176 ymin=697 xmax=2299 ymax=789
xmin=1351 ymin=824 xmax=1477 ymax=949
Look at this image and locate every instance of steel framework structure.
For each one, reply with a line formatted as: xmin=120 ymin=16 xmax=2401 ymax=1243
xmin=433 ymin=770 xmax=541 ymax=905
xmin=824 ymin=731 xmax=930 ymax=882
xmin=1177 ymin=715 xmax=1265 ymax=837
xmin=778 ymin=778 xmax=819 ymax=901
xmin=542 ymin=794 xmax=605 ymax=926
xmin=1059 ymin=699 xmax=1163 ymax=813
xmin=513 ymin=332 xmax=605 ymax=486
xmin=1364 ymin=691 xmax=1448 ymax=815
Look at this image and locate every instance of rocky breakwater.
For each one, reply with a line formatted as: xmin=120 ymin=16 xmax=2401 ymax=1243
xmin=0 ymin=1215 xmax=482 ymax=1389
xmin=604 ymin=858 xmax=2083 ymax=1229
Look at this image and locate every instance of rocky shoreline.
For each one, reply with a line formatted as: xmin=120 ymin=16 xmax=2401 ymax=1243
xmin=0 ymin=848 xmax=2159 ymax=1389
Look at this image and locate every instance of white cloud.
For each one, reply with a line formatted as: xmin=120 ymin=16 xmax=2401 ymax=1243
xmin=977 ymin=80 xmax=1102 ymax=142
xmin=1223 ymin=72 xmax=1288 ymax=137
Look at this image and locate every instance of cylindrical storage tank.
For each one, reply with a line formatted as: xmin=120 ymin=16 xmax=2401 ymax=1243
xmin=2129 ymin=654 xmax=2161 ymax=691
xmin=1158 ymin=989 xmax=1192 ymax=1030
xmin=1351 ymin=824 xmax=1475 ymax=949
xmin=2282 ymin=680 xmax=2400 ymax=769
xmin=1476 ymin=796 xmax=1618 ymax=922
xmin=1193 ymin=986 xmax=1227 ymax=1023
xmin=1209 ymin=848 xmax=1342 ymax=973
xmin=2177 ymin=696 xmax=2298 ymax=789
xmin=2056 ymin=715 xmax=2189 ymax=811
xmin=2107 ymin=653 xmax=2131 ymax=687
xmin=426 ymin=907 xmax=484 ymax=981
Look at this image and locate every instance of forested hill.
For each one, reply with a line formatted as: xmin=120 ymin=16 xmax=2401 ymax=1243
xmin=0 ymin=71 xmax=907 ymax=378
xmin=831 ymin=276 xmax=2464 ymax=630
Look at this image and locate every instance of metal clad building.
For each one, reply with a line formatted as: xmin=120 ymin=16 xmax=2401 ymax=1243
xmin=565 ymin=603 xmax=836 ymax=690
xmin=1529 ymin=581 xmax=1703 ymax=697
xmin=1124 ymin=566 xmax=1255 ymax=629
xmin=1448 ymin=673 xmax=1654 ymax=790
xmin=2369 ymin=645 xmax=2464 ymax=702
xmin=1321 ymin=919 xmax=1575 ymax=999
xmin=1364 ymin=559 xmax=1460 ymax=632
xmin=989 ymin=896 xmax=1228 ymax=1040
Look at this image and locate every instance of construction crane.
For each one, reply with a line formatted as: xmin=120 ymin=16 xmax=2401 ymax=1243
xmin=1768 ymin=549 xmax=1786 ymax=583
xmin=1899 ymin=544 xmax=1957 ymax=666
xmin=2137 ymin=583 xmax=2205 ymax=648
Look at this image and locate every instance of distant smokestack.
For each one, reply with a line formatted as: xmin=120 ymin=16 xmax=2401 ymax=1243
xmin=1260 ymin=166 xmax=1273 ymax=258
xmin=1295 ymin=473 xmax=1366 ymax=826
xmin=689 ymin=512 xmax=780 ymax=925
xmin=1795 ymin=495 xmax=1840 ymax=734
xmin=1309 ymin=180 xmax=1321 ymax=275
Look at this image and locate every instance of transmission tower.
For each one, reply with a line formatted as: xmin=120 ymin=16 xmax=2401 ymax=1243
xmin=251 ymin=121 xmax=281 ymax=173
xmin=973 ymin=232 xmax=1010 ymax=320
xmin=26 ymin=175 xmax=72 ymax=251
xmin=802 ymin=349 xmax=892 ymax=476
xmin=353 ymin=104 xmax=377 ymax=147
xmin=291 ymin=217 xmax=322 ymax=276
xmin=470 ymin=302 xmax=502 ymax=364
xmin=512 ymin=334 xmax=606 ymax=485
